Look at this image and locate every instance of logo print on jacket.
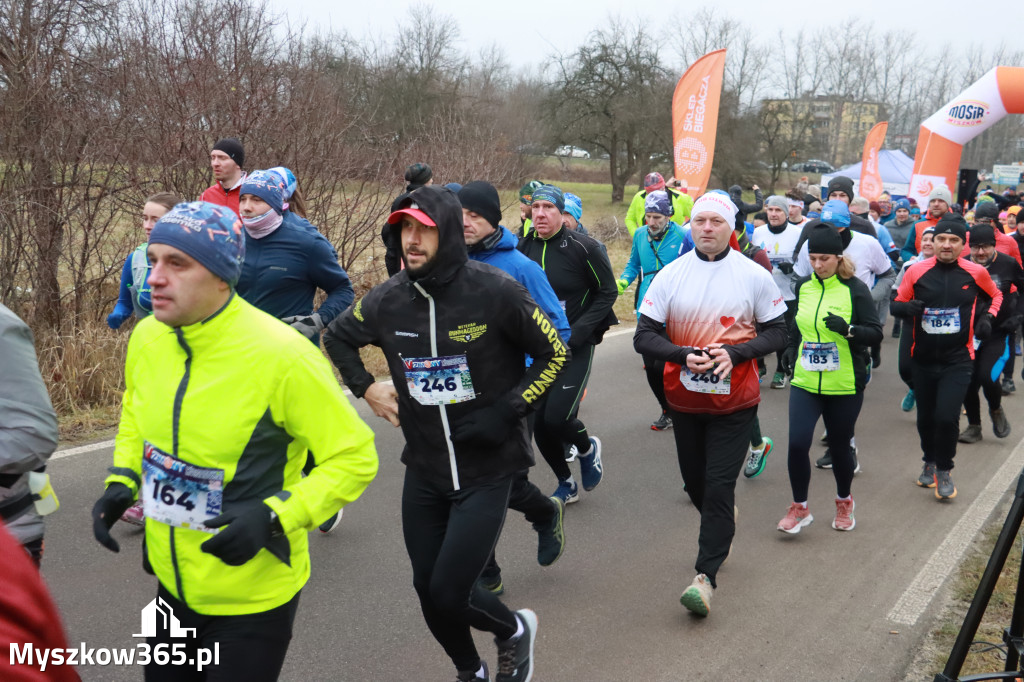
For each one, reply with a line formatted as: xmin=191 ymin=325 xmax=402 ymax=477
xmin=449 ymin=322 xmax=487 ymax=343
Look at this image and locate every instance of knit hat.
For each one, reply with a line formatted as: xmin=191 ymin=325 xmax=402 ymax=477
xmin=532 ymin=185 xmax=565 ymax=212
xmin=519 ymin=180 xmax=543 ymax=205
xmin=894 ymin=198 xmax=910 ymax=212
xmin=563 ymin=193 xmax=583 ymax=221
xmin=933 ymin=214 xmax=968 ymax=241
xmin=644 ymin=172 xmax=666 ymax=192
xmin=240 ymin=170 xmax=285 ymax=215
xmin=974 ymin=201 xmax=1000 ymax=222
xmin=644 ymin=190 xmax=673 ymax=216
xmin=457 ymin=181 xmax=502 ymax=230
xmin=268 ymin=167 xmax=297 ymax=200
xmin=765 ymin=195 xmax=789 ymax=211
xmin=444 ymin=182 xmax=463 ymax=193
xmin=928 ymin=184 xmax=953 ymax=205
xmin=690 ymin=192 xmax=738 ymax=225
xmin=826 ymin=176 xmax=855 ymax=202
xmin=910 ymin=206 xmax=921 ymax=217
xmin=212 ymin=138 xmax=245 ymax=168
xmin=149 ymin=202 xmax=245 ymax=286
xmin=969 ymin=223 xmax=996 ymax=246
xmin=821 ymin=200 xmax=851 ymax=229
xmin=806 ymin=222 xmax=845 ymax=256
xmin=404 ymin=163 xmax=433 ymax=189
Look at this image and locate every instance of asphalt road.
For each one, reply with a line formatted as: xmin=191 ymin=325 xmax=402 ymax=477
xmin=37 ymin=328 xmax=1024 ymax=681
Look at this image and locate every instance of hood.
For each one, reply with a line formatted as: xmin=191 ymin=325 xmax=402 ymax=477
xmin=728 ymin=185 xmax=743 ymax=202
xmin=389 ymin=185 xmax=467 ymax=288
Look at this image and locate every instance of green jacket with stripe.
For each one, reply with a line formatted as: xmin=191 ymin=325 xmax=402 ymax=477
xmin=106 ymin=294 xmax=378 ymax=615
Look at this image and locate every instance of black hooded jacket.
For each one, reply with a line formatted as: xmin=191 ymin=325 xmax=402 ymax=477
xmin=728 ymin=185 xmax=764 ymax=216
xmin=324 ymin=186 xmax=569 ymax=491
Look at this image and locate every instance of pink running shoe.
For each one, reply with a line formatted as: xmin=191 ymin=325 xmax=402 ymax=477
xmin=121 ymin=501 xmax=145 ymax=527
xmin=777 ymin=502 xmax=813 ymax=534
xmin=832 ymin=498 xmax=856 ymax=531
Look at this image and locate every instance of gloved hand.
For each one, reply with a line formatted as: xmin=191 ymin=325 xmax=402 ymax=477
xmin=92 ymin=483 xmax=136 ymax=552
xmin=106 ymin=312 xmax=128 ymax=330
xmin=616 ymin=278 xmax=629 ymax=295
xmin=823 ymin=313 xmax=850 ymax=336
xmin=900 ymin=299 xmax=925 ymax=317
xmin=777 ymin=262 xmax=794 ymax=275
xmin=201 ymin=504 xmax=274 ymax=566
xmin=1000 ymin=313 xmax=1024 ymax=333
xmin=975 ymin=314 xmax=994 ymax=341
xmin=781 ymin=346 xmax=797 ymax=376
xmin=281 ymin=313 xmax=324 ymax=340
xmin=450 ymin=401 xmax=520 ymax=448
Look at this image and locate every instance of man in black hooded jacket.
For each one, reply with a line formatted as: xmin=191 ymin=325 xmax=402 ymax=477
xmin=324 ymin=185 xmax=566 ymax=682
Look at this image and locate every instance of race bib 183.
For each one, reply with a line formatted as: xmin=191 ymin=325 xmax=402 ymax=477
xmin=800 ymin=341 xmax=840 ymax=371
xmin=404 ymin=354 xmax=476 ymax=406
xmin=922 ymin=307 xmax=960 ymax=334
xmin=141 ymin=442 xmax=224 ymax=532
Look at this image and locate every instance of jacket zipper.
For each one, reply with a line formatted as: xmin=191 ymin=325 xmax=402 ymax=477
xmin=413 ymin=282 xmax=461 ymax=490
xmin=170 ymin=328 xmax=193 ymax=602
xmin=813 ymin=277 xmax=825 ymax=394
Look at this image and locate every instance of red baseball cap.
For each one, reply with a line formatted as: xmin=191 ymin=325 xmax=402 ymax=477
xmin=387 ymin=202 xmax=436 ymax=226
xmin=644 ymin=172 xmax=666 ymax=192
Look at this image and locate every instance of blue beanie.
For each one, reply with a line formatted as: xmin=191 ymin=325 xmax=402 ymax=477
xmin=894 ymin=198 xmax=910 ymax=212
xmin=240 ymin=170 xmax=285 ymax=215
xmin=149 ymin=202 xmax=246 ymax=286
xmin=821 ymin=200 xmax=851 ymax=229
xmin=644 ymin=190 xmax=673 ymax=217
xmin=563 ymin=193 xmax=583 ymax=221
xmin=268 ymin=167 xmax=297 ymax=200
xmin=532 ymin=185 xmax=565 ymax=212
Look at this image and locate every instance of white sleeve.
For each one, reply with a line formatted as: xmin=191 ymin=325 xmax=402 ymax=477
xmin=637 ymin=269 xmax=669 ymax=323
xmin=794 ymin=242 xmax=811 ymax=277
xmin=868 ymin=238 xmax=892 ymax=274
xmin=753 ymin=270 xmax=786 ymax=323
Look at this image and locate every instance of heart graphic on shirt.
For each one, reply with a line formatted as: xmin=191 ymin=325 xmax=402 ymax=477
xmin=720 ymin=316 xmax=736 ymax=328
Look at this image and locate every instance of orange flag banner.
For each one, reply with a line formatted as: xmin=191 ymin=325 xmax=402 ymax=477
xmin=672 ymin=49 xmax=726 ymax=197
xmin=859 ymin=121 xmax=888 ymax=201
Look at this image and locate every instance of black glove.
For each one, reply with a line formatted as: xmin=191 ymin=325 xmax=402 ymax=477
xmin=975 ymin=314 xmax=994 ymax=341
xmin=893 ymin=299 xmax=925 ymax=318
xmin=823 ymin=313 xmax=850 ymax=337
xmin=1000 ymin=313 xmax=1024 ymax=333
xmin=777 ymin=262 xmax=794 ymax=275
xmin=781 ymin=346 xmax=797 ymax=376
xmin=281 ymin=313 xmax=324 ymax=340
xmin=449 ymin=401 xmax=520 ymax=448
xmin=92 ymin=483 xmax=135 ymax=553
xmin=201 ymin=504 xmax=274 ymax=566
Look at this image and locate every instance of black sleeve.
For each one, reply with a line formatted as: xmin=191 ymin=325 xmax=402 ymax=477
xmin=633 ymin=314 xmax=694 ymax=365
xmin=723 ymin=315 xmax=788 ymax=364
xmin=848 ymin=278 xmax=883 ymax=346
xmin=322 ymin=291 xmax=384 ymax=398
xmin=570 ymin=240 xmax=618 ymax=348
xmin=787 ymin=278 xmax=807 ymax=356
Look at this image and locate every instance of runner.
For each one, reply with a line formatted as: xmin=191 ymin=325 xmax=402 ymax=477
xmin=92 ymin=201 xmax=378 ymax=680
xmin=616 ymin=190 xmax=689 ymax=431
xmin=561 ymin=193 xmax=590 ymax=236
xmin=893 ymin=227 xmax=937 ymax=411
xmin=777 ymin=222 xmax=882 ymax=534
xmin=633 ymin=192 xmax=787 ymax=616
xmin=957 ymin=223 xmax=1024 ymax=443
xmin=900 ymin=185 xmax=952 ymax=262
xmin=892 ymin=213 xmax=1002 ymax=499
xmin=384 ymin=163 xmax=434 ymax=276
xmin=518 ymin=184 xmax=617 ymax=504
xmin=268 ymin=166 xmax=309 ymax=219
xmin=625 ymin=172 xmax=693 ymax=237
xmin=886 ymin=198 xmax=917 ymax=338
xmin=323 ymin=185 xmax=567 ymax=682
xmin=518 ymin=180 xmax=542 ymax=237
xmin=458 ymin=180 xmax=569 ymax=596
xmin=199 ymin=138 xmax=246 ymax=217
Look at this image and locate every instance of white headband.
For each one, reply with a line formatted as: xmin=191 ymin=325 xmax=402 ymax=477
xmin=691 ymin=193 xmax=738 ymax=225
xmin=787 ymin=198 xmax=804 ymax=208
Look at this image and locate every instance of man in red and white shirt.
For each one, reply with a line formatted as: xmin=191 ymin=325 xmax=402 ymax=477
xmin=633 ymin=191 xmax=787 ymax=617
xmin=199 ymin=138 xmax=247 ymax=218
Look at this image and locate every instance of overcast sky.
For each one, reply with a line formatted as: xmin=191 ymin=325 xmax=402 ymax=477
xmin=269 ymin=0 xmax=1008 ymax=71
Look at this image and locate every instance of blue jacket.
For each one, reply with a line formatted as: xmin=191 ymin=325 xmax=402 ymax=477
xmin=108 ymin=244 xmax=152 ymax=330
xmin=468 ymin=226 xmax=571 ymax=343
xmin=236 ymin=212 xmax=354 ymax=327
xmin=619 ymin=222 xmax=688 ymax=318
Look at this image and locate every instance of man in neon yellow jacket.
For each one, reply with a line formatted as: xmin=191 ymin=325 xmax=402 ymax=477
xmin=92 ymin=201 xmax=378 ymax=680
xmin=624 ymin=173 xmax=693 ymax=236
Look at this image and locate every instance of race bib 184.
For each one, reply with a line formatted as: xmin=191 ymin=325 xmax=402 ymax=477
xmin=681 ymin=366 xmax=731 ymax=395
xmin=141 ymin=442 xmax=224 ymax=532
xmin=922 ymin=307 xmax=960 ymax=334
xmin=404 ymin=354 xmax=476 ymax=406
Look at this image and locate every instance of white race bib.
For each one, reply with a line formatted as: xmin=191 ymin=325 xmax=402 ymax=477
xmin=141 ymin=442 xmax=224 ymax=533
xmin=922 ymin=307 xmax=960 ymax=334
xmin=800 ymin=341 xmax=840 ymax=371
xmin=404 ymin=354 xmax=476 ymax=406
xmin=681 ymin=367 xmax=731 ymax=394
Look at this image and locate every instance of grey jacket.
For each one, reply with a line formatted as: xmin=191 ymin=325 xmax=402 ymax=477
xmin=0 ymin=304 xmax=58 ymax=544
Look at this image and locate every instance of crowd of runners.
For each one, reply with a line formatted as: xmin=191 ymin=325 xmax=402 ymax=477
xmin=4 ymin=136 xmax=1024 ymax=681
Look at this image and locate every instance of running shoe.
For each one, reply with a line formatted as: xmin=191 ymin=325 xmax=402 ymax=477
xmin=958 ymin=424 xmax=982 ymax=444
xmin=743 ymin=437 xmax=773 ymax=479
xmin=551 ymin=478 xmax=579 ymax=505
xmin=651 ymin=412 xmax=672 ymax=431
xmin=534 ymin=497 xmax=565 ymax=567
xmin=319 ymin=508 xmax=343 ymax=534
xmin=991 ymin=408 xmax=1011 ymax=438
xmin=1002 ymin=377 xmax=1017 ymax=395
xmin=891 ymin=321 xmax=901 ymax=338
xmin=901 ymin=389 xmax=916 ymax=412
xmin=819 ymin=430 xmax=829 ymax=444
xmin=121 ymin=501 xmax=145 ymax=527
xmin=777 ymin=502 xmax=813 ymax=534
xmin=478 ymin=574 xmax=505 ymax=596
xmin=832 ymin=498 xmax=856 ymax=531
xmin=871 ymin=347 xmax=881 ymax=369
xmin=564 ymin=444 xmax=578 ymax=463
xmin=815 ymin=446 xmax=859 ymax=473
xmin=578 ymin=437 xmax=604 ymax=491
xmin=679 ymin=573 xmax=714 ymax=617
xmin=770 ymin=372 xmax=787 ymax=389
xmin=917 ymin=462 xmax=937 ymax=488
xmin=495 ymin=609 xmax=537 ymax=682
xmin=935 ymin=470 xmax=957 ymax=500
xmin=456 ymin=661 xmax=490 ymax=681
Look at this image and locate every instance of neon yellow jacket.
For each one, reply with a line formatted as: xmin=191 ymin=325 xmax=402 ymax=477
xmin=106 ymin=294 xmax=378 ymax=615
xmin=624 ymin=188 xmax=694 ymax=236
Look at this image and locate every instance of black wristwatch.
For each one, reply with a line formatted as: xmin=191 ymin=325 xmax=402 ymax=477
xmin=268 ymin=510 xmax=285 ymax=537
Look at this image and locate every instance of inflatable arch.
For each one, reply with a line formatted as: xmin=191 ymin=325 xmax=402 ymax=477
xmin=909 ymin=66 xmax=1024 ymax=207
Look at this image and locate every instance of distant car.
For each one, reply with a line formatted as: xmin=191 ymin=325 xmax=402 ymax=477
xmin=554 ymin=145 xmax=590 ymax=159
xmin=791 ymin=159 xmax=835 ymax=174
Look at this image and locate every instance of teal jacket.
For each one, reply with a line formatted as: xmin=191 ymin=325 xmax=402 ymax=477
xmin=618 ymin=222 xmax=688 ymax=317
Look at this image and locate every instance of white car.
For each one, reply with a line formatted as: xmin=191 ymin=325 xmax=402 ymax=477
xmin=554 ymin=145 xmax=590 ymax=159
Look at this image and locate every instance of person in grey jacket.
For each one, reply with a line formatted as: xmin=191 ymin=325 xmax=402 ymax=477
xmin=0 ymin=304 xmax=59 ymax=566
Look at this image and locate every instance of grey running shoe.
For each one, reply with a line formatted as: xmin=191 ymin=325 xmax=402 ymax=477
xmin=991 ymin=408 xmax=1011 ymax=438
xmin=680 ymin=573 xmax=714 ymax=616
xmin=917 ymin=462 xmax=937 ymax=488
xmin=478 ymin=574 xmax=505 ymax=596
xmin=815 ymin=446 xmax=859 ymax=472
xmin=651 ymin=412 xmax=672 ymax=431
xmin=935 ymin=470 xmax=957 ymax=500
xmin=1002 ymin=377 xmax=1016 ymax=395
xmin=770 ymin=372 xmax=787 ymax=389
xmin=958 ymin=424 xmax=983 ymax=444
xmin=534 ymin=497 xmax=565 ymax=567
xmin=495 ymin=609 xmax=537 ymax=682
xmin=743 ymin=437 xmax=773 ymax=478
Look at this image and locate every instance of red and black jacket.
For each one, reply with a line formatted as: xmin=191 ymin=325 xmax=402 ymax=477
xmin=892 ymin=256 xmax=1002 ymax=364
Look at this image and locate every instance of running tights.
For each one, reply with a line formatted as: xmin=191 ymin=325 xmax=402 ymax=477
xmin=534 ymin=343 xmax=594 ymax=481
xmin=912 ymin=359 xmax=973 ymax=471
xmin=965 ymin=334 xmax=1009 ymax=424
xmin=787 ymin=387 xmax=863 ymax=502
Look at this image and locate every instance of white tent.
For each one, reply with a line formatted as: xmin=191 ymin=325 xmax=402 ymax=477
xmin=819 ymin=149 xmax=915 ymax=200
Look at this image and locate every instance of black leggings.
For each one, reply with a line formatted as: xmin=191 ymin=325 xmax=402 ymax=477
xmin=912 ymin=359 xmax=973 ymax=471
xmin=145 ymin=584 xmax=299 ymax=682
xmin=402 ymin=468 xmax=517 ymax=672
xmin=534 ymin=343 xmax=594 ymax=481
xmin=787 ymin=387 xmax=863 ymax=502
xmin=482 ymin=469 xmax=557 ymax=581
xmin=965 ymin=334 xmax=1010 ymax=424
xmin=669 ymin=406 xmax=755 ymax=588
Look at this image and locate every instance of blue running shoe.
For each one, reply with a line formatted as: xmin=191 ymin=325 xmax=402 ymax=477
xmin=578 ymin=436 xmax=604 ymax=491
xmin=901 ymin=389 xmax=915 ymax=412
xmin=552 ymin=478 xmax=579 ymax=505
